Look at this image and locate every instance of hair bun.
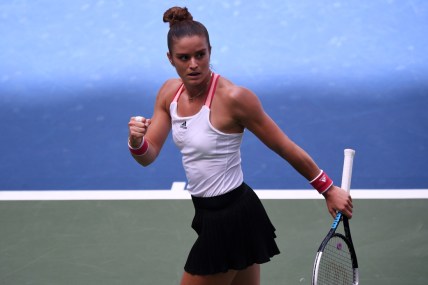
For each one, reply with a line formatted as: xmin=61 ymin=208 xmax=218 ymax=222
xmin=163 ymin=6 xmax=193 ymax=27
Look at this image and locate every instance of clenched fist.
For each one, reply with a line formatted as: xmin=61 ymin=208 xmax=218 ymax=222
xmin=128 ymin=116 xmax=151 ymax=148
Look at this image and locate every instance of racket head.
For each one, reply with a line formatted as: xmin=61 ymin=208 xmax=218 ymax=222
xmin=312 ymin=232 xmax=359 ymax=285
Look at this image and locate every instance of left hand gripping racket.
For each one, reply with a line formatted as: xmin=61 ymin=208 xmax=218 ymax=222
xmin=311 ymin=149 xmax=359 ymax=285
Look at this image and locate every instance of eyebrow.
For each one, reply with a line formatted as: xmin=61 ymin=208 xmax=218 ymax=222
xmin=174 ymin=48 xmax=207 ymax=56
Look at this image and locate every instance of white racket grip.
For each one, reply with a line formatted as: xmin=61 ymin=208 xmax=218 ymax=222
xmin=341 ymin=149 xmax=355 ymax=193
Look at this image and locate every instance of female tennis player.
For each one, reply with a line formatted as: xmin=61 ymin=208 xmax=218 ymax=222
xmin=128 ymin=6 xmax=353 ymax=285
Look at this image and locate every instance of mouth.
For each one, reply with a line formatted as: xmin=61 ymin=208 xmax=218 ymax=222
xmin=188 ymin=72 xmax=201 ymax=77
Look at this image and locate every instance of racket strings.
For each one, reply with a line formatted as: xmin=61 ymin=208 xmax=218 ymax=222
xmin=317 ymin=236 xmax=354 ymax=285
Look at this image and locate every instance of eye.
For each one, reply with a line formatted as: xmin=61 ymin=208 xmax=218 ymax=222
xmin=196 ymin=52 xmax=206 ymax=59
xmin=177 ymin=55 xmax=189 ymax=61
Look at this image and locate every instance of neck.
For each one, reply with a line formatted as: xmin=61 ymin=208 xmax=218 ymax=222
xmin=187 ymin=72 xmax=212 ymax=101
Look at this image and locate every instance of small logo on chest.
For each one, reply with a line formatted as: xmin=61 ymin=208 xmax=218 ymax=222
xmin=180 ymin=121 xmax=187 ymax=129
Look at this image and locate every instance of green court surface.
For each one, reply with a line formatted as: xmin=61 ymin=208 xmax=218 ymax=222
xmin=1 ymin=199 xmax=427 ymax=284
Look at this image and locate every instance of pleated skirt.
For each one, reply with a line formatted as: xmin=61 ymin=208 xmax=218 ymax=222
xmin=184 ymin=182 xmax=280 ymax=275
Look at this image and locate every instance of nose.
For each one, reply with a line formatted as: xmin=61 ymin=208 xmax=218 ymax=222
xmin=189 ymin=57 xmax=198 ymax=69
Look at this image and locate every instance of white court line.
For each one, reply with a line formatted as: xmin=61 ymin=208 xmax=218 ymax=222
xmin=0 ymin=182 xmax=427 ymax=200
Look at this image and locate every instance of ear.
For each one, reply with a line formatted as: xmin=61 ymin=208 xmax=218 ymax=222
xmin=167 ymin=52 xmax=174 ymax=66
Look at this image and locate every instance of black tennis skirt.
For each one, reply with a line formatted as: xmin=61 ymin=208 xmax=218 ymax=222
xmin=184 ymin=182 xmax=280 ymax=275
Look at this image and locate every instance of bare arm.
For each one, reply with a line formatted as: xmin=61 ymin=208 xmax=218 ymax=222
xmin=231 ymin=88 xmax=319 ymax=180
xmin=230 ymin=87 xmax=353 ymax=218
xmin=128 ymin=80 xmax=177 ymax=166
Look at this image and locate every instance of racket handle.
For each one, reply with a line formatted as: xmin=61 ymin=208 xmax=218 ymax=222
xmin=341 ymin=149 xmax=355 ymax=193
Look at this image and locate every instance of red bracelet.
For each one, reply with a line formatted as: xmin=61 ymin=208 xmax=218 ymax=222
xmin=310 ymin=170 xmax=333 ymax=194
xmin=128 ymin=138 xmax=149 ymax=156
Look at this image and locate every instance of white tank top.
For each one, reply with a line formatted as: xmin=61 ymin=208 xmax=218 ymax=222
xmin=170 ymin=73 xmax=244 ymax=197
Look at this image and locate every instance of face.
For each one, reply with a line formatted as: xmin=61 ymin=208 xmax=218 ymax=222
xmin=167 ymin=35 xmax=211 ymax=86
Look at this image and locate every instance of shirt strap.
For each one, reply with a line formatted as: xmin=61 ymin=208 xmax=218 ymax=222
xmin=173 ymin=83 xmax=185 ymax=102
xmin=204 ymin=73 xmax=220 ymax=108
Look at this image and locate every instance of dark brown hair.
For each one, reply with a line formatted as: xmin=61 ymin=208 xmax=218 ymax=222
xmin=163 ymin=7 xmax=211 ymax=53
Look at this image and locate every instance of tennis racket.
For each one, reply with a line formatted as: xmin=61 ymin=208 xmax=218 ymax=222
xmin=311 ymin=149 xmax=359 ymax=285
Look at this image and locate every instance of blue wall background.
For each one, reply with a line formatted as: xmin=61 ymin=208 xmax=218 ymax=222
xmin=1 ymin=0 xmax=427 ymax=190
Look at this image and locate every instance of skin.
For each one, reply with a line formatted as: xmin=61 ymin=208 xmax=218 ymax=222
xmin=128 ymin=34 xmax=353 ymax=285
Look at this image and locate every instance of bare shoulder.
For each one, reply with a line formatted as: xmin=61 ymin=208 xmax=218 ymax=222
xmin=155 ymin=78 xmax=182 ymax=110
xmin=217 ymin=76 xmax=258 ymax=106
xmin=214 ymin=76 xmax=265 ymax=128
xmin=158 ymin=78 xmax=182 ymax=100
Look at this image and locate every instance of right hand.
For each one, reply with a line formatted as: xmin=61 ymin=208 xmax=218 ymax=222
xmin=128 ymin=116 xmax=151 ymax=148
xmin=322 ymin=185 xmax=353 ymax=219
